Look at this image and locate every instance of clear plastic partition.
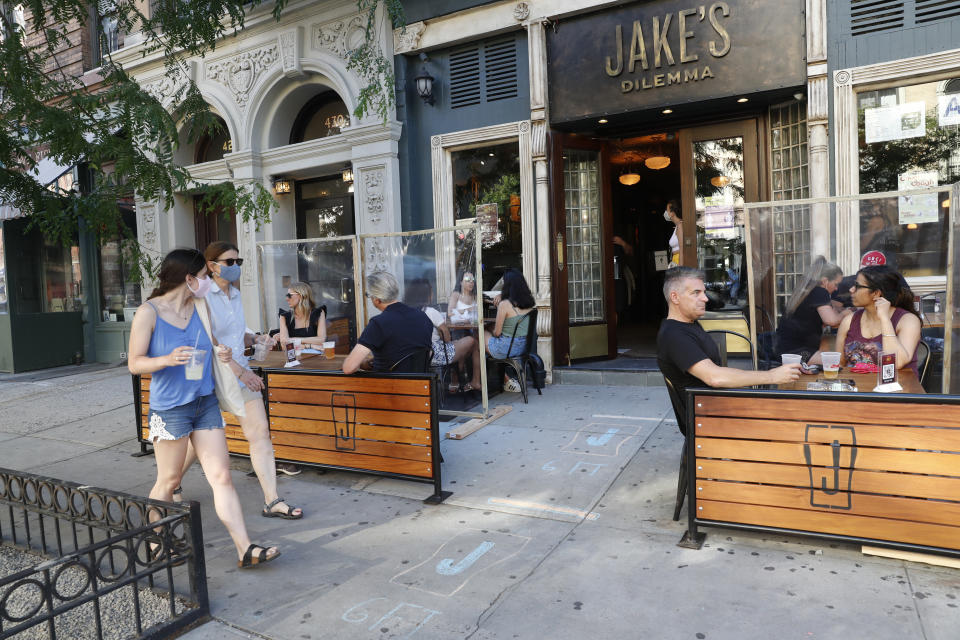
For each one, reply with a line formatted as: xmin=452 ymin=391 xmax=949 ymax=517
xmin=947 ymin=183 xmax=960 ymax=393
xmin=256 ymin=236 xmax=360 ymax=352
xmin=359 ymin=224 xmax=487 ymax=418
xmin=745 ymin=187 xmax=956 ymax=393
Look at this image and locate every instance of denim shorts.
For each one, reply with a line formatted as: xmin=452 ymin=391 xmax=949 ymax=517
xmin=148 ymin=393 xmax=224 ymax=442
xmin=488 ymin=335 xmax=526 ymax=359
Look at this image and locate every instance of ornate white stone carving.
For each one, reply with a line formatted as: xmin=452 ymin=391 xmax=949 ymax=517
xmin=513 ymin=2 xmax=530 ymax=21
xmin=313 ymin=15 xmax=365 ymax=60
xmin=205 ymin=44 xmax=279 ymax=110
xmin=365 ymin=238 xmax=390 ymax=274
xmin=393 ymin=21 xmax=426 ymax=55
xmin=531 ymin=121 xmax=547 ymax=159
xmin=362 ymin=168 xmax=385 ymax=225
xmin=142 ymin=69 xmax=188 ymax=110
xmin=278 ymin=29 xmax=302 ymax=78
xmin=834 ymin=69 xmax=851 ymax=86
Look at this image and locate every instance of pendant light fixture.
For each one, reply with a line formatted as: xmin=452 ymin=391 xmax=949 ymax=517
xmin=710 ymin=175 xmax=731 ymax=188
xmin=618 ymin=166 xmax=641 ymax=186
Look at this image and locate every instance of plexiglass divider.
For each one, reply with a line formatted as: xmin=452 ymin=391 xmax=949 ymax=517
xmin=358 ymin=224 xmax=488 ymax=419
xmin=745 ymin=186 xmax=956 ymax=393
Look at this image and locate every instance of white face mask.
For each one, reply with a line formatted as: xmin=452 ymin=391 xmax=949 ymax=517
xmin=663 ymin=210 xmax=673 ymax=222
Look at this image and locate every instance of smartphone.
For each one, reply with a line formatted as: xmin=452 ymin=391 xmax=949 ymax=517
xmin=800 ymin=363 xmax=821 ymax=374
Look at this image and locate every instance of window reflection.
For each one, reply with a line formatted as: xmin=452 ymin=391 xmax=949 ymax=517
xmin=98 ymin=205 xmax=141 ymax=322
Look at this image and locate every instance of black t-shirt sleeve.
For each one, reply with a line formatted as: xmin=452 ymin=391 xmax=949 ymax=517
xmin=808 ymin=287 xmax=831 ymax=308
xmin=663 ymin=324 xmax=714 ymax=373
xmin=358 ymin=317 xmax=385 ymax=351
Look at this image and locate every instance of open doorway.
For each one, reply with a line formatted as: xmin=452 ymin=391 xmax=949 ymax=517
xmin=608 ymin=133 xmax=680 ymax=356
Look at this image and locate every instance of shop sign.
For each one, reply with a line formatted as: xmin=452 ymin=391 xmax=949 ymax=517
xmin=897 ymin=170 xmax=939 ymax=225
xmin=938 ymin=94 xmax=960 ymax=127
xmin=546 ymin=0 xmax=806 ymax=124
xmin=864 ymin=102 xmax=926 ymax=144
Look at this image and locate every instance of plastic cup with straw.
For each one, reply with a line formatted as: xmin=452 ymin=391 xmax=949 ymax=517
xmin=185 ymin=330 xmax=206 ymax=380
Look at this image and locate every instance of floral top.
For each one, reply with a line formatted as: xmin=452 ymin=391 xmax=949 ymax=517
xmin=843 ymin=308 xmax=918 ymax=376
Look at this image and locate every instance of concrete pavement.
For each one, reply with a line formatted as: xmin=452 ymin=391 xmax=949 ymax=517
xmin=1 ymin=366 xmax=958 ymax=639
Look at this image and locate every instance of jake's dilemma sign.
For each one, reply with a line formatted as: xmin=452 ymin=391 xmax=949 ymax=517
xmin=546 ymin=0 xmax=806 ymax=124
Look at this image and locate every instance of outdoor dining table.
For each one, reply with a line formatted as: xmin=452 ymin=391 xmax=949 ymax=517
xmin=249 ymin=349 xmax=346 ymax=371
xmin=778 ymin=368 xmax=925 ymax=393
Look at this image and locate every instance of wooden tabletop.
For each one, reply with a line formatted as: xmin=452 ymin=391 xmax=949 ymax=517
xmin=250 ymin=350 xmax=346 ymax=371
xmin=779 ymin=369 xmax=925 ymax=394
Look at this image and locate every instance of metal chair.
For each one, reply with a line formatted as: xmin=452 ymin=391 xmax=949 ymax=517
xmin=486 ymin=308 xmax=541 ymax=404
xmin=704 ymin=329 xmax=756 ymax=368
xmin=663 ymin=377 xmax=689 ymax=521
xmin=916 ymin=339 xmax=931 ymax=387
xmin=389 ymin=347 xmax=433 ymax=374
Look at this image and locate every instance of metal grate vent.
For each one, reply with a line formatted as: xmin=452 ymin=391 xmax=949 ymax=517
xmin=850 ymin=0 xmax=905 ymax=35
xmin=449 ymin=47 xmax=481 ymax=108
xmin=916 ymin=0 xmax=960 ymax=23
xmin=484 ymin=39 xmax=518 ymax=102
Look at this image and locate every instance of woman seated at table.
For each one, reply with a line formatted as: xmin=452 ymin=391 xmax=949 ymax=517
xmin=486 ymin=269 xmax=534 ymax=393
xmin=777 ymin=256 xmax=851 ymax=365
xmin=408 ymin=278 xmax=482 ymax=392
xmin=835 ymin=265 xmax=921 ymax=375
xmin=447 ymin=271 xmax=478 ymax=323
xmin=277 ymin=282 xmax=326 ymax=349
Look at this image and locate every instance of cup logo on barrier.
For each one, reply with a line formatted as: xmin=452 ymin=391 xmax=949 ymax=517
xmin=803 ymin=425 xmax=857 ymax=510
xmin=332 ymin=393 xmax=357 ymax=451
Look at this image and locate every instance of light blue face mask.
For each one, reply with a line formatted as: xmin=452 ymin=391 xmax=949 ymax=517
xmin=218 ymin=263 xmax=242 ymax=281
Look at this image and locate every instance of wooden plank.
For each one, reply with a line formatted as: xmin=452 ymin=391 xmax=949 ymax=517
xmin=270 ymin=443 xmax=433 ymax=478
xmin=266 ymin=373 xmax=430 ymax=396
xmin=225 ymin=426 xmax=432 ymax=462
xmin=861 ymin=546 xmax=960 ymax=568
xmin=695 ymin=396 xmax=960 ymax=428
xmin=268 ymin=401 xmax=429 ymax=429
xmin=697 ymin=437 xmax=960 ymax=477
xmin=696 ymin=479 xmax=960 ymax=528
xmin=267 ymin=387 xmax=431 ymax=413
xmin=269 ymin=416 xmax=431 ymax=445
xmin=698 ymin=500 xmax=960 ymax=551
xmin=696 ymin=459 xmax=960 ymax=502
xmin=695 ymin=417 xmax=960 ymax=452
xmin=446 ymin=405 xmax=513 ymax=440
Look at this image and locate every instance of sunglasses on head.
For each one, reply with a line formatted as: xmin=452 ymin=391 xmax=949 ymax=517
xmin=217 ymin=258 xmax=243 ymax=266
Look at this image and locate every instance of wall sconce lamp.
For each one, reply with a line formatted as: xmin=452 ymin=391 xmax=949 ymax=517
xmin=273 ymin=178 xmax=292 ymax=195
xmin=414 ymin=53 xmax=435 ymax=105
xmin=342 ymin=168 xmax=354 ymax=184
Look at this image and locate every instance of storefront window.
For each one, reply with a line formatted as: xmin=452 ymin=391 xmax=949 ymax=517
xmin=41 ymin=238 xmax=82 ymax=313
xmin=451 ymin=141 xmax=522 ymax=291
xmin=857 ymin=77 xmax=960 ymax=277
xmin=695 ymin=137 xmax=746 ymax=310
xmin=0 ymin=227 xmax=7 ymax=313
xmin=98 ymin=206 xmax=141 ymax=322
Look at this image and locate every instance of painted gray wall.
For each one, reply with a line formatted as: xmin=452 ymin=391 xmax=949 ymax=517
xmin=401 ymin=0 xmax=497 ymax=24
xmin=396 ymin=31 xmax=530 ymax=230
xmin=827 ymin=1 xmax=960 ymax=192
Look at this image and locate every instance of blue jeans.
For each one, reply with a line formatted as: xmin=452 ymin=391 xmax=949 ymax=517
xmin=148 ymin=393 xmax=223 ymax=442
xmin=488 ymin=335 xmax=526 ymax=359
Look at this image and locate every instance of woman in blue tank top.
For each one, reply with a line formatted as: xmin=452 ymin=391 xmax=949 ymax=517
xmin=127 ymin=249 xmax=279 ymax=569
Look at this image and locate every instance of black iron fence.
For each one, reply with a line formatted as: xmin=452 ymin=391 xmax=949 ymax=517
xmin=0 ymin=468 xmax=209 ymax=639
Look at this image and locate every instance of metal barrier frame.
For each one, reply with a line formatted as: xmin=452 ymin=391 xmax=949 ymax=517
xmin=0 ymin=468 xmax=209 ymax=639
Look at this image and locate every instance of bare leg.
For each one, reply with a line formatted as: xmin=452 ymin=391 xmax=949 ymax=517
xmin=240 ymin=398 xmax=302 ymax=517
xmin=150 ymin=437 xmax=189 ymax=503
xmin=179 ymin=440 xmax=198 ymax=485
xmin=190 ymin=428 xmax=277 ymax=561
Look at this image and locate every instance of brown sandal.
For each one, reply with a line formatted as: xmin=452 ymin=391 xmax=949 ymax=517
xmin=238 ymin=543 xmax=280 ymax=569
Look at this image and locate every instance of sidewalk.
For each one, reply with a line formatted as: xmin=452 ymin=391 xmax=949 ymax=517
xmin=0 ymin=368 xmax=957 ymax=639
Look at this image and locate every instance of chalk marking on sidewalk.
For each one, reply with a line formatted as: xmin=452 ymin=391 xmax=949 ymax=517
xmin=591 ymin=414 xmax=666 ymax=421
xmin=487 ymin=497 xmax=600 ymax=521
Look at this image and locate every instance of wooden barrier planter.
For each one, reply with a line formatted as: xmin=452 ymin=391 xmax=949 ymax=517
xmin=132 ymin=367 xmax=450 ymax=504
xmin=682 ymin=388 xmax=960 ymax=557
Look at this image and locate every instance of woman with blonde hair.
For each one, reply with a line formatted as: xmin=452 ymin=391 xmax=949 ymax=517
xmin=278 ymin=281 xmax=326 ymax=349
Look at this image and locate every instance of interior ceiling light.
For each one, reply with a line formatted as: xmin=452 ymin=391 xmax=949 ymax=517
xmin=618 ymin=167 xmax=641 ymax=185
xmin=598 ymin=118 xmax=609 ymax=124
xmin=662 ymin=109 xmax=673 ymax=114
xmin=710 ymin=175 xmax=731 ymax=188
xmin=942 ymin=198 xmax=951 ymax=208
xmin=907 ymin=223 xmax=918 ymax=230
xmin=645 ymin=156 xmax=671 ymax=170
xmin=737 ymin=97 xmax=749 ymax=103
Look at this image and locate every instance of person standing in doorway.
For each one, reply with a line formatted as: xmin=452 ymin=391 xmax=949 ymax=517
xmin=665 ymin=200 xmax=683 ymax=267
xmin=176 ymin=242 xmax=304 ymax=519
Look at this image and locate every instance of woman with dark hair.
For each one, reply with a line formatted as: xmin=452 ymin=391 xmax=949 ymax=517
xmin=175 ymin=241 xmax=303 ymax=518
xmin=665 ymin=199 xmax=682 ymax=266
xmin=447 ymin=271 xmax=478 ymax=323
xmin=127 ymin=249 xmax=279 ymax=568
xmin=777 ymin=256 xmax=852 ymax=364
xmin=835 ymin=265 xmax=922 ymax=375
xmin=486 ymin=269 xmax=534 ymax=392
xmin=278 ymin=282 xmax=326 ymax=349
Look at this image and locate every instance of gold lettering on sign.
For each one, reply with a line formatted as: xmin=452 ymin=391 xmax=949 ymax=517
xmin=654 ymin=74 xmax=665 ymax=87
xmin=606 ymin=24 xmax=624 ymax=76
xmin=667 ymin=71 xmax=681 ymax=85
xmin=708 ymin=2 xmax=731 ymax=57
xmin=619 ymin=65 xmax=715 ymax=93
xmin=678 ymin=8 xmax=699 ymax=63
xmin=652 ymin=14 xmax=674 ymax=68
xmin=628 ymin=20 xmax=649 ymax=72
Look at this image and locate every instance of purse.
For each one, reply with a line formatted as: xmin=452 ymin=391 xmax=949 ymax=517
xmin=194 ymin=299 xmax=247 ymax=417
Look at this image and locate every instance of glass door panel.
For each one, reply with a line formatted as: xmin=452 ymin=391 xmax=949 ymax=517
xmin=564 ymin=150 xmax=604 ymax=324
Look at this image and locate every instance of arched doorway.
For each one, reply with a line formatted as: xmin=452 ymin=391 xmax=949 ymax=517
xmin=193 ymin=115 xmax=237 ymax=250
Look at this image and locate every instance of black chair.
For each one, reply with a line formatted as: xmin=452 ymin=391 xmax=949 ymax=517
xmin=916 ymin=339 xmax=931 ymax=387
xmin=487 ymin=308 xmax=541 ymax=404
xmin=705 ymin=329 xmax=755 ymax=368
xmin=389 ymin=347 xmax=433 ymax=374
xmin=663 ymin=377 xmax=689 ymax=521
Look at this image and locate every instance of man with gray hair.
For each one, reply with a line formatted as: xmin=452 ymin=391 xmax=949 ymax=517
xmin=343 ymin=271 xmax=433 ymax=374
xmin=657 ymin=267 xmax=800 ymax=420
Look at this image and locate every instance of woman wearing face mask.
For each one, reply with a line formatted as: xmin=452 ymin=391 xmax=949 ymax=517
xmin=174 ymin=242 xmax=303 ymax=519
xmin=664 ymin=200 xmax=682 ymax=267
xmin=127 ymin=248 xmax=280 ymax=568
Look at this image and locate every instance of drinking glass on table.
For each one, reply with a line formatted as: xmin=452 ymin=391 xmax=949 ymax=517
xmin=821 ymin=352 xmax=841 ymax=379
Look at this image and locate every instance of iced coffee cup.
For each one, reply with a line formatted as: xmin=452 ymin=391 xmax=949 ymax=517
xmin=184 ymin=349 xmax=207 ymax=380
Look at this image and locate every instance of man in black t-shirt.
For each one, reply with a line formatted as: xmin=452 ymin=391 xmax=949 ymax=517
xmin=343 ymin=272 xmax=433 ymax=374
xmin=657 ymin=268 xmax=801 ymax=428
